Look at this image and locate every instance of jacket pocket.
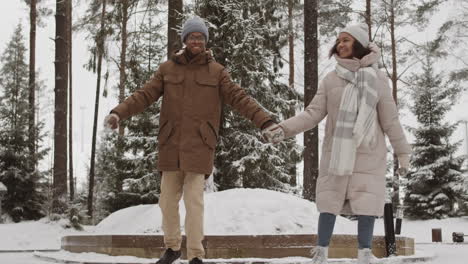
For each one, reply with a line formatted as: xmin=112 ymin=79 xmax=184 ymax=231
xmin=195 ymin=75 xmax=218 ymax=87
xmin=199 ymin=121 xmax=218 ymax=149
xmin=164 ymin=74 xmax=184 ymax=84
xmin=163 ymin=75 xmax=184 ymax=99
xmin=158 ymin=120 xmax=174 ymax=145
xmin=163 ymin=75 xmax=184 ymax=96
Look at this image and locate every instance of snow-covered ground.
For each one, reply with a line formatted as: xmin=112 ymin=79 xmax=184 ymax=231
xmin=0 ymin=218 xmax=94 ymax=251
xmin=1 ymin=188 xmax=467 ymax=263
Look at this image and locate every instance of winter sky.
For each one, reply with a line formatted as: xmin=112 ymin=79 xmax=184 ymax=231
xmin=0 ymin=1 xmax=467 ymax=189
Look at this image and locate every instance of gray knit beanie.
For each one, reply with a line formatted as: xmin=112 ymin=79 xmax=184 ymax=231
xmin=340 ymin=23 xmax=370 ymax=47
xmin=181 ymin=16 xmax=209 ymax=43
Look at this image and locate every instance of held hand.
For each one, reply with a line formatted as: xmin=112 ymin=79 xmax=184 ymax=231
xmin=397 ymin=167 xmax=408 ymax=176
xmin=104 ymin=113 xmax=120 ymax=130
xmin=397 ymin=155 xmax=410 ymax=176
xmin=262 ymin=124 xmax=285 ymax=144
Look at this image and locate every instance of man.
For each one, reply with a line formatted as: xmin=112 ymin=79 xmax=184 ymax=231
xmin=104 ymin=16 xmax=274 ymax=264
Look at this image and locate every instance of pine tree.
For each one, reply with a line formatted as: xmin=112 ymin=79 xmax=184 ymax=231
xmin=372 ymin=0 xmax=445 ymax=209
xmin=403 ymin=42 xmax=466 ymax=219
xmin=28 ymin=0 xmax=38 ymax=169
xmin=287 ymin=0 xmax=298 ymax=186
xmin=195 ymin=0 xmax=302 ymax=192
xmin=167 ymin=0 xmax=183 ymax=58
xmin=365 ymin=0 xmax=371 ymax=40
xmin=67 ymin=0 xmax=74 ymax=201
xmin=87 ymin=0 xmax=107 ymax=220
xmin=0 ymin=24 xmax=46 ymax=222
xmin=95 ymin=4 xmax=166 ymax=216
xmin=76 ymin=0 xmax=113 ymax=220
xmin=317 ymin=0 xmax=353 ymax=38
xmin=23 ymin=0 xmax=53 ymax=172
xmin=438 ymin=0 xmax=468 ymax=83
xmin=53 ymin=0 xmax=69 ymax=214
xmin=77 ymin=1 xmax=167 ymax=217
xmin=303 ymin=0 xmax=319 ymax=201
xmin=114 ymin=0 xmax=140 ymax=136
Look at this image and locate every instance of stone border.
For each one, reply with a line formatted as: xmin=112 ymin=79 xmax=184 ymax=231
xmin=62 ymin=234 xmax=414 ymax=259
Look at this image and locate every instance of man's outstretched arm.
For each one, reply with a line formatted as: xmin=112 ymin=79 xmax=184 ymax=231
xmin=111 ymin=68 xmax=164 ymax=121
xmin=219 ymin=69 xmax=273 ymax=129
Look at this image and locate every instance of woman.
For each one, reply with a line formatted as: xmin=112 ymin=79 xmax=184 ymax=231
xmin=263 ymin=24 xmax=411 ymax=264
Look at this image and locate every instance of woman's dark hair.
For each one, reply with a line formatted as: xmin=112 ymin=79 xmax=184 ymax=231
xmin=329 ymin=39 xmax=371 ymax=59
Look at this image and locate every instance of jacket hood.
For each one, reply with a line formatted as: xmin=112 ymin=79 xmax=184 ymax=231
xmin=171 ymin=48 xmax=215 ymax=65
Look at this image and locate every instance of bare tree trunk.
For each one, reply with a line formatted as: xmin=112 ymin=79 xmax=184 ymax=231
xmin=88 ymin=0 xmax=107 ymax=220
xmin=29 ymin=0 xmax=37 ymax=169
xmin=167 ymin=0 xmax=183 ymax=59
xmin=390 ymin=0 xmax=400 ymax=209
xmin=118 ymin=0 xmax=129 ymax=136
xmin=288 ymin=0 xmax=296 ymax=186
xmin=67 ymin=0 xmax=74 ymax=201
xmin=366 ymin=0 xmax=372 ymax=40
xmin=288 ymin=0 xmax=295 ymax=104
xmin=303 ymin=0 xmax=319 ymax=201
xmin=53 ymin=0 xmax=69 ymax=213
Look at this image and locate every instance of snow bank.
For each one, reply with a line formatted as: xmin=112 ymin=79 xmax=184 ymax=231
xmin=0 ymin=218 xmax=92 ymax=250
xmin=95 ymin=188 xmax=354 ymax=235
xmin=95 ymin=188 xmax=468 ymax=244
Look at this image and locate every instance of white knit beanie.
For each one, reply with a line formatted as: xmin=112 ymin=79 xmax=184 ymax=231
xmin=340 ymin=23 xmax=369 ymax=47
xmin=181 ymin=16 xmax=209 ymax=43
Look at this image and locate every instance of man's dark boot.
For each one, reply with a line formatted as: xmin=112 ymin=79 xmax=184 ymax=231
xmin=189 ymin=257 xmax=203 ymax=264
xmin=155 ymin=248 xmax=181 ymax=264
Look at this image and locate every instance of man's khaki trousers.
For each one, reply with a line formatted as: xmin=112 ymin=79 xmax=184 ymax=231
xmin=159 ymin=170 xmax=205 ymax=260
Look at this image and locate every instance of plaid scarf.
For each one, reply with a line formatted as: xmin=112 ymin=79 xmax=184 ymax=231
xmin=328 ymin=62 xmax=379 ymax=177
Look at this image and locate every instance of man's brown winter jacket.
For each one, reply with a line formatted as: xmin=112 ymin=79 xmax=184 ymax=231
xmin=112 ymin=49 xmax=272 ymax=175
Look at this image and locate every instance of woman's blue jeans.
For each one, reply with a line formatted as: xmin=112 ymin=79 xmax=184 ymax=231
xmin=317 ymin=212 xmax=375 ymax=249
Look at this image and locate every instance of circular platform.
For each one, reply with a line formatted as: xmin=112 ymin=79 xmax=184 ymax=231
xmin=61 ymin=234 xmax=414 ymax=259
